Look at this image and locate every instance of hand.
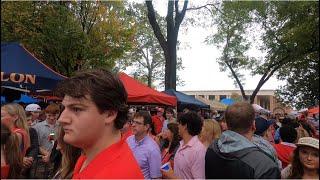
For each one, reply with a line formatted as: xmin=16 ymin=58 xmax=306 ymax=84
xmin=157 ymin=132 xmax=164 ymax=139
xmin=161 ymin=167 xmax=177 ymax=179
xmin=40 ymin=154 xmax=50 ymax=163
xmin=23 ymin=157 xmax=33 ymax=168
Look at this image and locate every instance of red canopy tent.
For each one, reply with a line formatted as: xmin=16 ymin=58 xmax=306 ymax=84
xmin=308 ymin=106 xmax=319 ymax=116
xmin=118 ymin=72 xmax=177 ymax=106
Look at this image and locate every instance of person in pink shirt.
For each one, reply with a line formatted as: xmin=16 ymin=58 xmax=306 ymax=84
xmin=161 ymin=111 xmax=206 ymax=179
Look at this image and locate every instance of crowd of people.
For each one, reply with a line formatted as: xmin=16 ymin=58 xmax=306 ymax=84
xmin=1 ymin=68 xmax=319 ymax=179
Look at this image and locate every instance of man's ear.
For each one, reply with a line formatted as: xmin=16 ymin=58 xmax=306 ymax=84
xmin=144 ymin=123 xmax=150 ymax=131
xmin=103 ymin=110 xmax=118 ymax=125
xmin=252 ymin=120 xmax=256 ymax=132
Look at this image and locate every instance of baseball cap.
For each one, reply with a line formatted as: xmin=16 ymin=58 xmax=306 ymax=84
xmin=255 ymin=116 xmax=275 ymax=136
xmin=128 ymin=108 xmax=136 ymax=113
xmin=25 ymin=104 xmax=41 ymax=112
xmin=296 ymin=137 xmax=319 ymax=150
xmin=215 ymin=113 xmax=224 ymax=122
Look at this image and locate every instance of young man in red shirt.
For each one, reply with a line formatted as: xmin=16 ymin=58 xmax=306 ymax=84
xmin=152 ymin=107 xmax=165 ymax=134
xmin=57 ymin=69 xmax=143 ymax=179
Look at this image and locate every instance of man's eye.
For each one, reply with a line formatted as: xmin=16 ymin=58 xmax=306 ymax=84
xmin=72 ymin=107 xmax=82 ymax=112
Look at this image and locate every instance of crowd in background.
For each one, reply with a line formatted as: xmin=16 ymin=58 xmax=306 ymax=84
xmin=1 ymin=68 xmax=319 ymax=179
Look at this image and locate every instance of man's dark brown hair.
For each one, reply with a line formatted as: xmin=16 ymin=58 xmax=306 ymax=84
xmin=225 ymin=101 xmax=255 ymax=134
xmin=56 ymin=68 xmax=128 ymax=130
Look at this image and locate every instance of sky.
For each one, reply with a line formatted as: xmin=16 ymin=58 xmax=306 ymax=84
xmin=125 ymin=0 xmax=286 ymax=91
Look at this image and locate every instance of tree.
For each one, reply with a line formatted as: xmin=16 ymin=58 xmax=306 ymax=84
xmin=205 ymin=1 xmax=257 ymax=101
xmin=275 ymin=57 xmax=319 ymax=109
xmin=206 ymin=1 xmax=319 ymax=104
xmin=1 ymin=1 xmax=136 ymax=76
xmin=145 ymin=0 xmax=188 ymax=90
xmin=118 ymin=3 xmax=184 ymax=88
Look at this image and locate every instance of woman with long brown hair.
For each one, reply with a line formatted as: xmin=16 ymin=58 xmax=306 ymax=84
xmin=52 ymin=126 xmax=82 ymax=179
xmin=160 ymin=123 xmax=180 ymax=168
xmin=1 ymin=122 xmax=23 ymax=179
xmin=281 ymin=137 xmax=319 ymax=179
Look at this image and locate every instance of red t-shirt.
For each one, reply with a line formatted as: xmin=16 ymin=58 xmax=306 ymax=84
xmin=1 ymin=165 xmax=10 ymax=179
xmin=72 ymin=138 xmax=143 ymax=179
xmin=121 ymin=129 xmax=133 ymax=140
xmin=152 ymin=115 xmax=164 ymax=135
xmin=273 ymin=143 xmax=296 ymax=169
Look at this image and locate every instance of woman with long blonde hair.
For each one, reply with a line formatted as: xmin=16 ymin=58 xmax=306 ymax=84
xmin=52 ymin=126 xmax=82 ymax=179
xmin=199 ymin=119 xmax=222 ymax=148
xmin=1 ymin=103 xmax=30 ymax=156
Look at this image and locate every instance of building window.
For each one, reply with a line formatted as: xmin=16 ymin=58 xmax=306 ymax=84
xmin=209 ymin=95 xmax=215 ymax=101
xmin=220 ymin=95 xmax=226 ymax=100
xmin=199 ymin=95 xmax=205 ymax=98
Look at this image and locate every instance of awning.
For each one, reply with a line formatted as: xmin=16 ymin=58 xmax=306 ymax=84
xmin=118 ymin=73 xmax=177 ymax=106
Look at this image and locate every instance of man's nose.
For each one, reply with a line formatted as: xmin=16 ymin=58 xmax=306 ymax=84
xmin=58 ymin=109 xmax=70 ymax=124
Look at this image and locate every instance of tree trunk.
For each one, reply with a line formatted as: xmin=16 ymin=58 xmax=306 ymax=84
xmin=147 ymin=68 xmax=152 ymax=87
xmin=146 ymin=0 xmax=188 ymax=91
xmin=225 ymin=62 xmax=248 ymax=101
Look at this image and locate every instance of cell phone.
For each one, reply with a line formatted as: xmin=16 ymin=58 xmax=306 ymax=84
xmin=49 ymin=132 xmax=55 ymax=141
xmin=161 ymin=162 xmax=170 ymax=172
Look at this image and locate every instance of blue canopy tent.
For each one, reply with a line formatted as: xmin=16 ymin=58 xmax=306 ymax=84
xmin=13 ymin=94 xmax=39 ymax=104
xmin=164 ymin=89 xmax=210 ymax=111
xmin=1 ymin=96 xmax=5 ymax=104
xmin=220 ymin=98 xmax=235 ymax=106
xmin=1 ymin=43 xmax=67 ymax=92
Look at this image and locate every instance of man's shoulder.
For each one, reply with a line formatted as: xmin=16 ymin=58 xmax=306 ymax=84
xmin=144 ymin=136 xmax=160 ymax=150
xmin=33 ymin=120 xmax=46 ymax=127
xmin=241 ymin=148 xmax=279 ymax=176
xmin=74 ymin=152 xmax=143 ymax=179
xmin=244 ymin=148 xmax=276 ymax=161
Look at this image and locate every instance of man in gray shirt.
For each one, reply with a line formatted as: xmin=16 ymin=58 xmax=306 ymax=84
xmin=33 ymin=103 xmax=60 ymax=161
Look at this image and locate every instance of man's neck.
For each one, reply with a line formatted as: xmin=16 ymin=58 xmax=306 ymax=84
xmin=46 ymin=120 xmax=56 ymax=126
xmin=81 ymin=129 xmax=121 ymax=171
xmin=135 ymin=132 xmax=147 ymax=142
xmin=240 ymin=132 xmax=253 ymax=141
xmin=182 ymin=133 xmax=193 ymax=146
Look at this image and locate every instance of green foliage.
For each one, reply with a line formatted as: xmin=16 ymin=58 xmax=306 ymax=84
xmin=205 ymin=1 xmax=260 ymax=88
xmin=206 ymin=1 xmax=319 ymax=106
xmin=1 ymin=1 xmax=136 ymax=76
xmin=275 ymin=57 xmax=319 ymax=109
xmin=264 ymin=2 xmax=319 ymax=108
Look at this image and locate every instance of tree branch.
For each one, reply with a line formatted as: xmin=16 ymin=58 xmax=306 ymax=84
xmin=145 ymin=1 xmax=167 ymax=51
xmin=175 ymin=0 xmax=188 ymax=29
xmin=186 ymin=3 xmax=224 ymax=16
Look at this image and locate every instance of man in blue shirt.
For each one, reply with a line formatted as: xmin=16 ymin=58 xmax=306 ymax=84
xmin=127 ymin=110 xmax=162 ymax=179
